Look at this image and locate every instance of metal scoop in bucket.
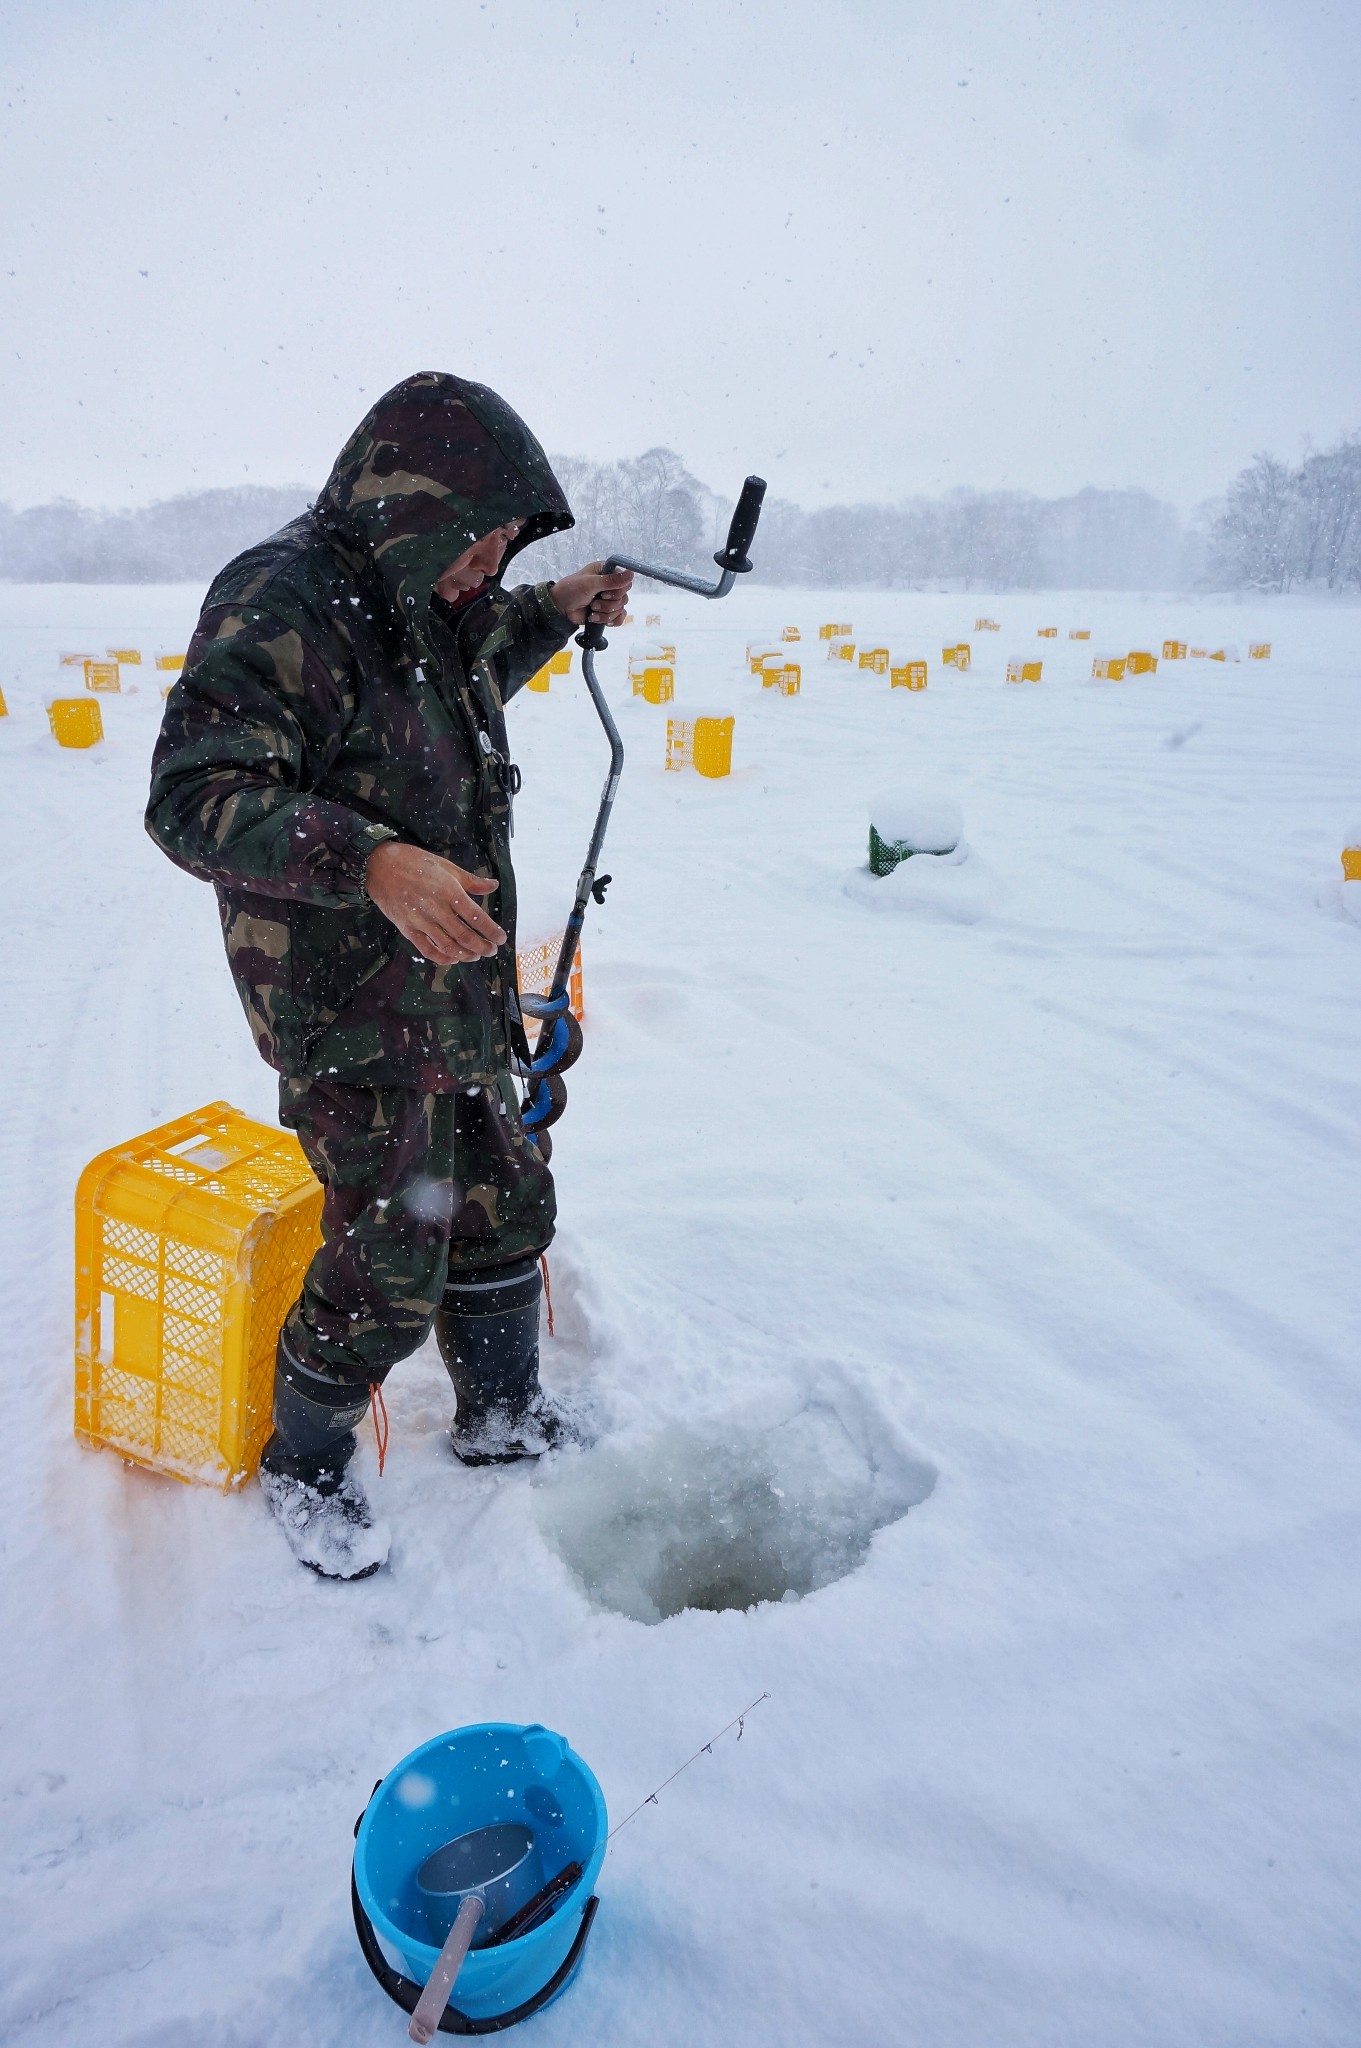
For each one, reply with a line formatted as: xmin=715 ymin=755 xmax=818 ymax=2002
xmin=408 ymin=1823 xmax=559 ymax=2043
xmin=417 ymin=1822 xmax=546 ymax=1944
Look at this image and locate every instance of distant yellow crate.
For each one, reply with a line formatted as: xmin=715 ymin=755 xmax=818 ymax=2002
xmin=747 ymin=641 xmax=781 ymax=673
xmin=781 ymin=625 xmax=801 ymax=642
xmin=1092 ymin=655 xmax=1127 ymax=681
xmin=1249 ymin=642 xmax=1272 ymax=660
xmin=942 ymin=643 xmax=971 ymax=671
xmin=107 ymin=647 xmax=141 ymax=665
xmin=84 ymin=659 xmax=121 ymax=693
xmin=890 ymin=662 xmax=928 ymax=691
xmin=1037 ymin=627 xmax=1058 ymax=638
xmin=630 ymin=663 xmax=674 ymax=704
xmin=1343 ymin=847 xmax=1361 ymax=882
xmin=974 ymin=617 xmax=1001 ymax=632
xmin=1127 ymin=651 xmax=1158 ymax=675
xmin=0 ymin=687 xmax=7 ymax=717
xmin=1190 ymin=647 xmax=1208 ymax=659
xmin=761 ymin=659 xmax=801 ymax=695
xmin=548 ymin=648 xmax=572 ymax=674
xmin=1162 ymin=640 xmax=1187 ymax=660
xmin=50 ymin=697 xmax=104 ymax=747
xmin=1069 ymin=629 xmax=1091 ymax=641
xmin=858 ymin=647 xmax=890 ymax=673
xmin=830 ymin=641 xmax=856 ymax=662
xmin=1006 ymin=659 xmax=1042 ymax=683
xmin=525 ymin=665 xmax=552 ymax=693
xmin=74 ymin=1102 xmax=324 ymax=1489
xmin=818 ymin=622 xmax=852 ymax=639
xmin=155 ymin=653 xmax=186 ymax=673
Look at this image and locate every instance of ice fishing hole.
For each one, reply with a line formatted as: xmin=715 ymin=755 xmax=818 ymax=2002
xmin=533 ymin=1403 xmax=935 ymax=1624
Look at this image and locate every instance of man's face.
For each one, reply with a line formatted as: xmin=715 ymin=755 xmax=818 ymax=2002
xmin=434 ymin=521 xmax=524 ymax=601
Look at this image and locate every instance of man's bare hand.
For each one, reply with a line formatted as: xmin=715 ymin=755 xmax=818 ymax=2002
xmin=550 ymin=562 xmax=634 ymax=628
xmin=364 ymin=841 xmax=505 ymax=966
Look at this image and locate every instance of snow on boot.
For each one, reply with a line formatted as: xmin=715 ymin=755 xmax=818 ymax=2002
xmin=258 ymin=1335 xmax=390 ymax=1580
xmin=436 ymin=1258 xmax=583 ymax=1467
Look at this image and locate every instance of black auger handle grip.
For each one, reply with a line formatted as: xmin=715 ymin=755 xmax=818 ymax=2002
xmin=714 ymin=475 xmax=767 ymax=574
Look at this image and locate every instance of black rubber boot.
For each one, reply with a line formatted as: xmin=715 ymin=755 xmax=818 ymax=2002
xmin=435 ymin=1258 xmax=578 ymax=1466
xmin=258 ymin=1333 xmax=391 ymax=1579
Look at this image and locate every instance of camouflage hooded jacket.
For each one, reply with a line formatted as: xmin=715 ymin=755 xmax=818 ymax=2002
xmin=146 ymin=373 xmax=577 ymax=1089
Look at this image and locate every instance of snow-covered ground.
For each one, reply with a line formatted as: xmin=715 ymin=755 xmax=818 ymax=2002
xmin=2 ymin=581 xmax=1358 ymax=2046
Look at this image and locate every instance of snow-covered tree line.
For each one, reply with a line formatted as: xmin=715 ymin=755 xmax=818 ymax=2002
xmin=1207 ymin=441 xmax=1361 ymax=591
xmin=3 ymin=437 xmax=1357 ymax=589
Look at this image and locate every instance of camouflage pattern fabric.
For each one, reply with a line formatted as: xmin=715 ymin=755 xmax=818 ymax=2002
xmin=278 ymin=1073 xmax=556 ymax=1384
xmin=145 ymin=372 xmax=577 ymax=1088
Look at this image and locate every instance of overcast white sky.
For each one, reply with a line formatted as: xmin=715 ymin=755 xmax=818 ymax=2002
xmin=1 ymin=0 xmax=1358 ymax=513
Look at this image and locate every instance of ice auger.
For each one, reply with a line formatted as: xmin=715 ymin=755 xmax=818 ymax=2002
xmin=519 ymin=475 xmax=767 ymax=1157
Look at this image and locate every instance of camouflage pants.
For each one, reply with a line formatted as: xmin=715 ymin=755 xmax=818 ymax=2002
xmin=278 ymin=1072 xmax=556 ymax=1386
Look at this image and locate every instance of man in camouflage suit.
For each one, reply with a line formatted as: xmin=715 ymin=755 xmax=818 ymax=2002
xmin=147 ymin=373 xmax=631 ymax=1579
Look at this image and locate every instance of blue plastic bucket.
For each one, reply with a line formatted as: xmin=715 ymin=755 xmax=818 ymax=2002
xmin=353 ymin=1722 xmax=607 ymax=2031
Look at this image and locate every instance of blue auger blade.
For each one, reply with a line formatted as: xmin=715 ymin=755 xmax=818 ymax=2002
xmin=526 ymin=1015 xmax=572 ymax=1075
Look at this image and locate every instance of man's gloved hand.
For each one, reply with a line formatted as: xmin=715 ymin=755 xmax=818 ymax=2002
xmin=550 ymin=562 xmax=633 ymax=627
xmin=364 ymin=842 xmax=506 ymax=966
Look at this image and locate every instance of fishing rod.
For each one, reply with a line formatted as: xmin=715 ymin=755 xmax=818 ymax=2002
xmin=519 ymin=476 xmax=767 ymax=1153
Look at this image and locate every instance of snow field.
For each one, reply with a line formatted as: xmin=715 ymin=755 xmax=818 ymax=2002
xmin=1 ymin=582 xmax=1359 ymax=2045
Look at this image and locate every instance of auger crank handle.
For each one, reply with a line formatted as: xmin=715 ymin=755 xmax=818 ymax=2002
xmin=714 ymin=475 xmax=767 ymax=574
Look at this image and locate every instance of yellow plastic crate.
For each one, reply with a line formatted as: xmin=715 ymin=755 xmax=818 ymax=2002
xmin=1069 ymin=629 xmax=1091 ymax=641
xmin=1006 ymin=659 xmax=1042 ymax=683
xmin=630 ymin=663 xmax=674 ymax=704
xmin=155 ymin=653 xmax=186 ymax=672
xmin=974 ymin=618 xmax=1001 ymax=632
xmin=548 ymin=648 xmax=573 ymax=674
xmin=84 ymin=659 xmax=121 ymax=693
xmin=525 ymin=665 xmax=552 ymax=693
xmin=1092 ymin=655 xmax=1127 ymax=681
xmin=1342 ymin=848 xmax=1361 ymax=882
xmin=1249 ymin=642 xmax=1272 ymax=660
xmin=942 ymin=643 xmax=972 ymax=671
xmin=761 ymin=658 xmax=801 ymax=694
xmin=0 ymin=687 xmax=7 ymax=717
xmin=1162 ymin=640 xmax=1187 ymax=660
xmin=517 ymin=934 xmax=584 ymax=1026
xmin=1127 ymin=650 xmax=1158 ymax=674
xmin=49 ymin=697 xmax=104 ymax=747
xmin=108 ymin=647 xmax=142 ymax=665
xmin=74 ymin=1103 xmax=324 ymax=1489
xmin=665 ymin=715 xmax=734 ymax=776
xmin=890 ymin=662 xmax=928 ymax=690
xmin=1037 ymin=627 xmax=1058 ymax=638
xmin=781 ymin=626 xmax=801 ymax=642
xmin=858 ymin=647 xmax=890 ymax=673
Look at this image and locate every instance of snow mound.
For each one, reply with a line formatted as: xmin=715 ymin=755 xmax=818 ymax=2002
xmin=533 ymin=1398 xmax=935 ymax=1624
xmin=845 ymin=841 xmax=999 ymax=923
xmin=868 ymin=788 xmax=963 ymax=853
xmin=1342 ymin=881 xmax=1361 ymax=927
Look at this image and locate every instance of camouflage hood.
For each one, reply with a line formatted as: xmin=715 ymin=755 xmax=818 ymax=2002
xmin=314 ymin=371 xmax=574 ymax=626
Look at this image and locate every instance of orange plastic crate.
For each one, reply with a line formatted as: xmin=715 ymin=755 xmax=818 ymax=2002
xmin=517 ymin=934 xmax=584 ymax=1027
xmin=74 ymin=1103 xmax=323 ymax=1488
